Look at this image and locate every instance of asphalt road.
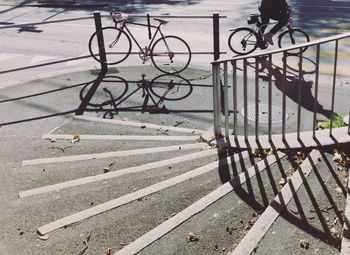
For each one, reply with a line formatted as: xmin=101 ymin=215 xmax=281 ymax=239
xmin=0 ymin=0 xmax=349 ymax=85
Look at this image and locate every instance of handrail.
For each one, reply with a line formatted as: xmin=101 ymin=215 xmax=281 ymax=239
xmin=212 ymin=31 xmax=350 ymax=64
xmin=211 ymin=30 xmax=350 ymax=147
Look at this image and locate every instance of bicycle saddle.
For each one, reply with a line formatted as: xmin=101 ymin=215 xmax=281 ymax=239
xmin=153 ymin=18 xmax=169 ymax=25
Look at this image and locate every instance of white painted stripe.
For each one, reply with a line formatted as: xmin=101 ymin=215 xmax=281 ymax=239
xmin=19 ymin=149 xmax=218 ymax=198
xmin=37 ymin=151 xmax=250 ymax=235
xmin=22 ymin=143 xmax=205 ymax=166
xmin=30 ymin=55 xmax=58 ymax=65
xmin=41 ymin=134 xmax=198 ymax=141
xmin=231 ymin=150 xmax=320 ymax=255
xmin=114 ymin=152 xmax=285 ymax=255
xmin=227 ymin=127 xmax=350 ymax=150
xmin=74 ymin=116 xmax=205 ymax=135
xmin=341 ymin=165 xmax=350 ymax=254
xmin=0 ymin=53 xmax=22 ymax=61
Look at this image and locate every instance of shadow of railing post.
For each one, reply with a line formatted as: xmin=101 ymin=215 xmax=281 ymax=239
xmin=76 ymin=11 xmax=108 ymax=115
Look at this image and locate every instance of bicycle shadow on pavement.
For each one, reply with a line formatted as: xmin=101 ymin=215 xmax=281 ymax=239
xmin=80 ymin=71 xmax=214 ymax=119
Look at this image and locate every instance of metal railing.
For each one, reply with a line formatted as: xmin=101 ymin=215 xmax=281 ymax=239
xmin=212 ymin=32 xmax=350 ymax=145
xmin=0 ymin=12 xmax=225 ymax=125
xmin=0 ymin=13 xmax=225 ymax=76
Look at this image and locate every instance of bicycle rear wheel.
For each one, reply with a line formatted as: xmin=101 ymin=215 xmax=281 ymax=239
xmin=89 ymin=27 xmax=131 ymax=65
xmin=79 ymin=76 xmax=128 ymax=107
xmin=150 ymin=74 xmax=192 ymax=100
xmin=151 ymin=35 xmax=191 ymax=74
xmin=228 ymin=27 xmax=258 ymax=55
xmin=278 ymin=28 xmax=310 ymax=55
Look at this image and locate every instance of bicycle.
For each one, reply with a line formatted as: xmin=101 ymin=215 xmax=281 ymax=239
xmin=88 ymin=11 xmax=192 ymax=74
xmin=228 ymin=12 xmax=310 ymax=56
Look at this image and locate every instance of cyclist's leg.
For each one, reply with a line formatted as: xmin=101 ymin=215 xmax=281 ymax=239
xmin=268 ymin=12 xmax=288 ymax=35
xmin=259 ymin=13 xmax=270 ymax=35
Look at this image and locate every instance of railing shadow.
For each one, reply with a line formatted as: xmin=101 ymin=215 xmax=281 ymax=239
xmin=216 ymin=144 xmax=347 ymax=251
xmin=258 ymin=56 xmax=335 ymax=120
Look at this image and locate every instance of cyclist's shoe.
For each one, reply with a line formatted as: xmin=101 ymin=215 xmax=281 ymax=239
xmin=259 ymin=41 xmax=268 ymax=49
xmin=264 ymin=33 xmax=274 ymax=45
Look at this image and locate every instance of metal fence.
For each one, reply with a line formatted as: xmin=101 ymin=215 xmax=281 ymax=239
xmin=211 ymin=32 xmax=350 ymax=148
xmin=0 ymin=12 xmax=225 ymax=123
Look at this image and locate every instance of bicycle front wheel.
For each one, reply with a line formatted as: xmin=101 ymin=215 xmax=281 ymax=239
xmin=278 ymin=28 xmax=310 ymax=55
xmin=151 ymin=35 xmax=191 ymax=74
xmin=228 ymin=27 xmax=258 ymax=55
xmin=150 ymin=74 xmax=192 ymax=100
xmin=88 ymin=27 xmax=131 ymax=65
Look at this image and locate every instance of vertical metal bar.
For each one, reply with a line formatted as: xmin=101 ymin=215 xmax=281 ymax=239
xmin=282 ymin=51 xmax=287 ymax=140
xmin=330 ymin=39 xmax=339 ymax=136
xmin=76 ymin=12 xmax=107 ymax=115
xmin=213 ymin=13 xmax=220 ymax=61
xmin=232 ymin=60 xmax=238 ymax=139
xmin=243 ymin=59 xmax=248 ymax=140
xmin=93 ymin=11 xmax=107 ymax=67
xmin=297 ymin=48 xmax=303 ymax=140
xmin=212 ymin=63 xmax=219 ymax=136
xmin=348 ymin=107 xmax=350 ymax=135
xmin=255 ymin=57 xmax=259 ymax=141
xmin=268 ymin=54 xmax=272 ymax=140
xmin=212 ymin=63 xmax=222 ymax=137
xmin=313 ymin=44 xmax=320 ymax=138
xmin=224 ymin=62 xmax=229 ymax=138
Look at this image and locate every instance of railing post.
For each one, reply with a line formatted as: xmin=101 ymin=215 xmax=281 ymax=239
xmin=213 ymin=13 xmax=220 ymax=61
xmin=76 ymin=12 xmax=108 ymax=115
xmin=212 ymin=62 xmax=222 ymax=137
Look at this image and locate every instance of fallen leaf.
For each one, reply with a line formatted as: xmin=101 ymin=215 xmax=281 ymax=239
xmin=39 ymin=234 xmax=50 ymax=240
xmin=333 ymin=152 xmax=342 ymax=162
xmin=105 ymin=248 xmax=112 ymax=255
xmin=186 ymin=232 xmax=200 ymax=242
xmin=279 ymin=178 xmax=287 ymax=187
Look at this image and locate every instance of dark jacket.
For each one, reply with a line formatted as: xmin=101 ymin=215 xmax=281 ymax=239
xmin=259 ymin=0 xmax=288 ymax=13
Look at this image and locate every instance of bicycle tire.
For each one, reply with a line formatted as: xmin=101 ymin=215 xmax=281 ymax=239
xmin=88 ymin=27 xmax=132 ymax=65
xmin=79 ymin=75 xmax=128 ymax=107
xmin=228 ymin=27 xmax=258 ymax=55
xmin=278 ymin=28 xmax=310 ymax=55
xmin=150 ymin=74 xmax=192 ymax=100
xmin=151 ymin=35 xmax=191 ymax=74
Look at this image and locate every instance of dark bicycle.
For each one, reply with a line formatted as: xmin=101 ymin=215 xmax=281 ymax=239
xmin=228 ymin=12 xmax=310 ymax=56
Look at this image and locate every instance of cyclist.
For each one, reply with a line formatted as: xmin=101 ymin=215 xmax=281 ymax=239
xmin=259 ymin=0 xmax=291 ymax=45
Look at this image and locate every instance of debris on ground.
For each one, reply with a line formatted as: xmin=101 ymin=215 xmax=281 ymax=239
xmin=299 ymin=239 xmax=310 ymax=249
xmin=104 ymin=248 xmax=112 ymax=255
xmin=186 ymin=232 xmax=200 ymax=242
xmin=103 ymin=162 xmax=114 ymax=173
xmin=71 ymin=134 xmax=80 ymax=144
xmin=279 ymin=177 xmax=288 ymax=187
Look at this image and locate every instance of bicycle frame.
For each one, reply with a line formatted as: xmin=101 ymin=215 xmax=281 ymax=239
xmin=114 ymin=19 xmax=170 ymax=57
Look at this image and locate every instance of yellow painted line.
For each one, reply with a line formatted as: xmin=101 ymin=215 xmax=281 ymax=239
xmin=321 ymin=28 xmax=350 ymax=34
xmin=339 ymin=23 xmax=350 ymax=28
xmin=310 ymin=36 xmax=350 ymax=44
xmin=304 ymin=48 xmax=350 ymax=58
